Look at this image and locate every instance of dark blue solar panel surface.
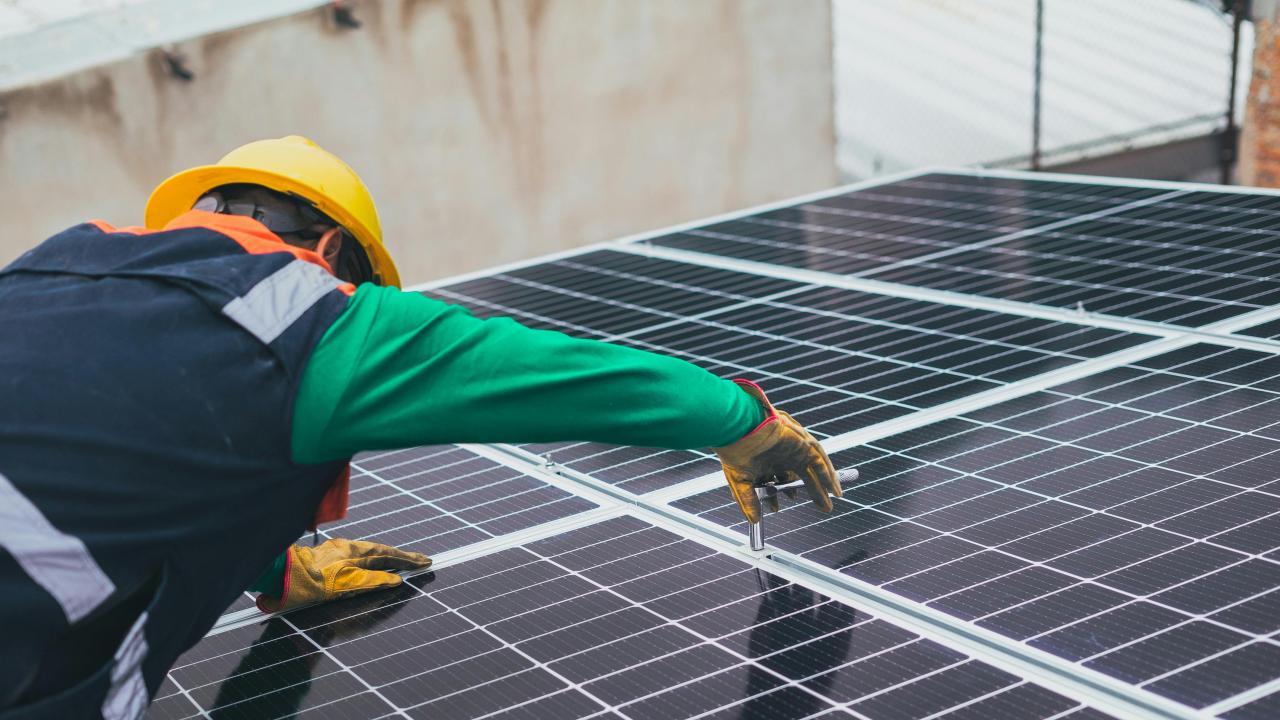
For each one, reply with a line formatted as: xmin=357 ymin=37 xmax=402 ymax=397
xmin=428 ymin=250 xmax=1149 ymax=493
xmin=151 ymin=517 xmax=1109 ymax=720
xmin=1240 ymin=317 xmax=1280 ymax=340
xmin=177 ymin=170 xmax=1280 ymax=720
xmin=674 ymin=343 xmax=1280 ymax=713
xmin=1223 ymin=691 xmax=1280 ymax=719
xmin=647 ymin=173 xmax=1280 ymax=327
xmin=330 ymin=446 xmax=597 ymax=554
xmin=220 ymin=446 xmax=599 ymax=614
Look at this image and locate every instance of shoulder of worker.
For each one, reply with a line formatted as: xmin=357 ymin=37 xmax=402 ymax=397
xmin=86 ymin=211 xmax=334 ymax=266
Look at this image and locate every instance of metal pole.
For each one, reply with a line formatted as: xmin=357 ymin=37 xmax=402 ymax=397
xmin=1032 ymin=0 xmax=1044 ymax=170
xmin=1223 ymin=0 xmax=1248 ymax=184
xmin=749 ymin=519 xmax=764 ymax=551
xmin=749 ymin=486 xmax=768 ymax=551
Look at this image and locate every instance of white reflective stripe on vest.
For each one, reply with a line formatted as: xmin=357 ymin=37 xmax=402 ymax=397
xmin=0 ymin=471 xmax=116 ymax=623
xmin=102 ymin=610 xmax=149 ymax=720
xmin=222 ymin=259 xmax=341 ymax=344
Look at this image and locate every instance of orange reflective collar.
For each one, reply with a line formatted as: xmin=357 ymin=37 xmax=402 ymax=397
xmin=92 ymin=211 xmax=357 ymax=296
xmin=166 ymin=210 xmax=338 ymax=271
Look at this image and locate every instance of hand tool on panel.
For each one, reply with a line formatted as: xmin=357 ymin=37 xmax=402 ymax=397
xmin=747 ymin=469 xmax=859 ymax=551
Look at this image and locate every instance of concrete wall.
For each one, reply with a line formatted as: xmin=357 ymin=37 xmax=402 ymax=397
xmin=0 ymin=0 xmax=835 ymax=284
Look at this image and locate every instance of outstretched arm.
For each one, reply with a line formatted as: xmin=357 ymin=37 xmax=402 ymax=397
xmin=255 ymin=285 xmax=840 ymax=612
xmin=290 ymin=284 xmax=765 ymax=463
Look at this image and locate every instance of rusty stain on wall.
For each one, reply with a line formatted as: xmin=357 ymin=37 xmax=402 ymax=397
xmin=0 ymin=0 xmax=835 ymax=283
xmin=0 ymin=70 xmax=123 ymax=137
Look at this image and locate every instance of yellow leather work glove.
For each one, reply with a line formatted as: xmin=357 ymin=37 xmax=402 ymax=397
xmin=256 ymin=538 xmax=431 ymax=613
xmin=714 ymin=380 xmax=841 ymax=524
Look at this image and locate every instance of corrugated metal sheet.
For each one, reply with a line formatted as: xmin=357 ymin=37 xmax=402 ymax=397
xmin=835 ymin=0 xmax=1253 ymax=179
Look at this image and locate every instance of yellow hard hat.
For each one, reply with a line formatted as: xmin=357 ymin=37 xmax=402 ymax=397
xmin=145 ymin=135 xmax=400 ymax=287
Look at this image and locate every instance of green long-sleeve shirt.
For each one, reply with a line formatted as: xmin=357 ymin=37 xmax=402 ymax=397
xmin=249 ymin=283 xmax=763 ymax=595
xmin=292 ymin=284 xmax=764 ymax=461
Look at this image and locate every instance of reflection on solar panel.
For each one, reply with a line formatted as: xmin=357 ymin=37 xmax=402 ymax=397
xmin=429 ymin=251 xmax=1152 ymax=493
xmin=332 ymin=446 xmax=598 ymax=553
xmin=220 ymin=446 xmax=600 ymax=614
xmin=674 ymin=342 xmax=1280 ymax=710
xmin=162 ymin=169 xmax=1280 ymax=720
xmin=151 ymin=517 xmax=1113 ymax=720
xmin=1241 ymin=317 xmax=1280 ymax=341
xmin=647 ymin=172 xmax=1280 ymax=327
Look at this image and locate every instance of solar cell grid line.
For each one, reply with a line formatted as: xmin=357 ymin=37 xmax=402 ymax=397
xmin=640 ymin=170 xmax=1280 ymax=329
xmin=384 ymin=443 xmax=1192 ymax=717
xmin=437 ymin=281 xmax=1111 ymax=404
xmin=155 ymin=516 xmax=1116 ymax=720
xmin=865 ymin=249 xmax=1278 ymax=330
xmin=490 ymin=249 xmax=1055 ymax=348
xmin=426 ymin=250 xmax=1151 ymax=493
xmin=423 ymin=289 xmax=1078 ymax=492
xmin=453 ymin=313 xmax=1152 ymax=481
xmin=633 ymin=300 xmax=1127 ymax=388
xmin=674 ymin=449 xmax=1277 ymax=630
xmin=792 ymin=185 xmax=1191 ymax=277
xmin=1215 ymin=688 xmax=1280 ymax=719
xmin=414 ymin=287 xmax=893 ymax=493
xmin=669 ymin=343 xmax=1280 ymax=715
xmin=429 ymin=284 xmax=927 ymax=425
xmin=667 ymin=215 xmax=1262 ymax=329
xmin=212 ymin=445 xmax=602 ymax=628
xmin=686 ymin=345 xmax=1280 ymax=571
xmin=596 ymin=321 xmax=1280 ymax=514
xmin=400 ymin=167 xmax=946 ymax=302
xmin=1239 ymin=316 xmax=1280 ymax=341
xmin=634 ymin=181 xmax=1165 ymax=274
xmin=422 ymin=281 xmax=747 ymax=496
xmin=436 ymin=254 xmax=812 ymax=340
xmin=850 ymin=194 xmax=1280 ymax=271
xmin=819 ymin=173 xmax=1280 ymax=259
xmin=900 ymin=174 xmax=1280 ymax=216
xmin=616 ymin=240 xmax=1280 ymax=373
xmin=438 ymin=250 xmax=1151 ymax=373
xmin=326 ymin=447 xmax=599 ymax=556
xmin=842 ymin=183 xmax=1280 ymax=325
xmin=642 ymin=174 xmax=1176 ymax=278
xmin=555 ymin=254 xmax=1145 ymax=364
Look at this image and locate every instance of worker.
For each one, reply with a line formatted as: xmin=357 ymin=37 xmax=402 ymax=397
xmin=0 ymin=136 xmax=840 ymax=719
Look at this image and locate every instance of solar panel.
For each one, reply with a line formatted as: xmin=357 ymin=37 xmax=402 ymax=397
xmin=1240 ymin=317 xmax=1280 ymax=341
xmin=644 ymin=172 xmax=1280 ymax=328
xmin=151 ymin=516 xmax=1116 ymax=720
xmin=220 ymin=445 xmax=601 ymax=615
xmin=157 ymin=169 xmax=1280 ymax=720
xmin=330 ymin=446 xmax=598 ymax=553
xmin=673 ymin=342 xmax=1280 ymax=713
xmin=428 ymin=250 xmax=1152 ymax=494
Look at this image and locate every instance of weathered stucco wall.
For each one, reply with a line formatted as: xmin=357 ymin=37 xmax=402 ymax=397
xmin=1241 ymin=15 xmax=1280 ymax=187
xmin=0 ymin=0 xmax=835 ymax=284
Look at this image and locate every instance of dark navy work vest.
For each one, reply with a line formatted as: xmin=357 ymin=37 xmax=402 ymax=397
xmin=0 ymin=212 xmax=355 ymax=719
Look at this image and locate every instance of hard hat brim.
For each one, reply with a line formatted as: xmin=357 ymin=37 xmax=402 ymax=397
xmin=145 ymin=164 xmax=401 ymax=288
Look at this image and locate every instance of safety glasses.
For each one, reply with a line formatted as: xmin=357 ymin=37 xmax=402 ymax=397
xmin=194 ymin=184 xmax=375 ymax=285
xmin=193 ymin=186 xmax=332 ymax=239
